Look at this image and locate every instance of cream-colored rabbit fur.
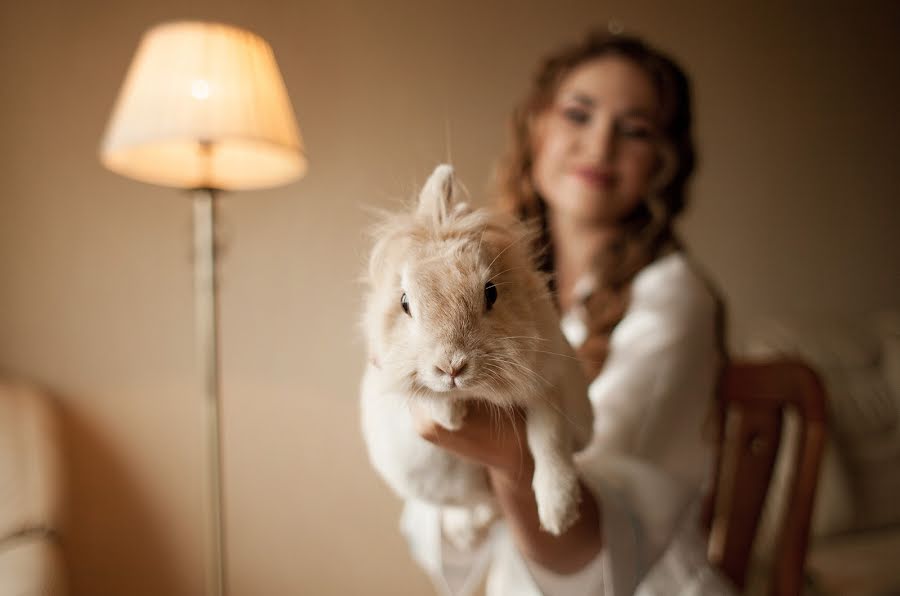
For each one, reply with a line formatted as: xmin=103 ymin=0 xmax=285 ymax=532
xmin=359 ymin=164 xmax=593 ymax=541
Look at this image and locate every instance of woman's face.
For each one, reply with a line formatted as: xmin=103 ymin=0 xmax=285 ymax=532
xmin=531 ymin=56 xmax=662 ymax=225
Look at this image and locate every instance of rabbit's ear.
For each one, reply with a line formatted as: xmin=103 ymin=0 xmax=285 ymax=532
xmin=417 ymin=164 xmax=455 ymax=224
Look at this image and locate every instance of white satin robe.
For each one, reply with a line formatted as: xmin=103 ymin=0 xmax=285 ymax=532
xmin=400 ymin=252 xmax=737 ymax=595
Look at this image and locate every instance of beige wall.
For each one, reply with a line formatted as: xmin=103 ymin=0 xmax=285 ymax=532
xmin=1 ymin=1 xmax=898 ymax=594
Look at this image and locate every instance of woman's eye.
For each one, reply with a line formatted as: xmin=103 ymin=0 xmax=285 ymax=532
xmin=484 ymin=281 xmax=498 ymax=311
xmin=400 ymin=292 xmax=411 ymax=316
xmin=562 ymin=106 xmax=590 ymax=125
xmin=619 ymin=123 xmax=653 ymax=140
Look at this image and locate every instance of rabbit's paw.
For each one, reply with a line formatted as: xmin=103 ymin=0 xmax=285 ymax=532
xmin=442 ymin=503 xmax=497 ymax=552
xmin=429 ymin=399 xmax=467 ymax=431
xmin=532 ymin=465 xmax=581 ymax=535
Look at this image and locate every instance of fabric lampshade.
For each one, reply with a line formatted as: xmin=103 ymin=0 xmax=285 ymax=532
xmin=100 ymin=20 xmax=306 ymax=190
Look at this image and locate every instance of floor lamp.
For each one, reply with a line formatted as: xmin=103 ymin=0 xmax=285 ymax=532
xmin=99 ymin=21 xmax=306 ymax=596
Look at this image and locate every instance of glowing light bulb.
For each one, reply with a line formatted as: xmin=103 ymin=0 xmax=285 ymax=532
xmin=191 ymin=79 xmax=210 ymax=100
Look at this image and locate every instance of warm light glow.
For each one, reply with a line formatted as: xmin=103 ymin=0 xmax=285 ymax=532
xmin=100 ymin=21 xmax=307 ymax=190
xmin=191 ymin=79 xmax=211 ymax=100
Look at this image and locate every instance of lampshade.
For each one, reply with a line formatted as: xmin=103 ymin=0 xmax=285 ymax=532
xmin=100 ymin=21 xmax=306 ymax=191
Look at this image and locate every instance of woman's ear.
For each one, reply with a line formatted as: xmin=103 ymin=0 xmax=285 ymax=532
xmin=649 ymin=140 xmax=678 ymax=194
xmin=528 ymin=109 xmax=548 ymax=155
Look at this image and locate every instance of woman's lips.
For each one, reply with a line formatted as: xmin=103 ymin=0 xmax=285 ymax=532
xmin=573 ymin=167 xmax=615 ymax=189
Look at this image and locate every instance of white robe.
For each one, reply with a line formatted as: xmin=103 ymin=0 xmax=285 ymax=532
xmin=400 ymin=252 xmax=737 ymax=595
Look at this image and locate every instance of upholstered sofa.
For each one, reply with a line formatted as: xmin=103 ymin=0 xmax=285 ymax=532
xmin=0 ymin=380 xmax=66 ymax=595
xmin=742 ymin=310 xmax=900 ymax=595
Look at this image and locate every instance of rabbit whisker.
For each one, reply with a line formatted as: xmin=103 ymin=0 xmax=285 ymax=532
xmin=487 ymin=354 xmax=551 ymax=388
xmin=485 ymin=356 xmax=589 ymax=435
xmin=486 ymin=231 xmax=532 ymax=272
xmin=487 ymin=266 xmax=526 ymax=283
xmin=519 ymin=348 xmax=603 ymax=366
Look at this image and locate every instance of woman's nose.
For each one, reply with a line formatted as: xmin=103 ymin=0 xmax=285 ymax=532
xmin=584 ymin=121 xmax=616 ymax=163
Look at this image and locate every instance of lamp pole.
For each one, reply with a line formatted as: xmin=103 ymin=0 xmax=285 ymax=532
xmin=192 ymin=186 xmax=226 ymax=596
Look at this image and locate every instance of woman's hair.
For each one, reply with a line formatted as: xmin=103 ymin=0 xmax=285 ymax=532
xmin=494 ymin=30 xmax=697 ymax=372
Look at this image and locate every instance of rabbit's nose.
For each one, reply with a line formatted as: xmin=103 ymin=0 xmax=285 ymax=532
xmin=435 ymin=359 xmax=468 ymax=379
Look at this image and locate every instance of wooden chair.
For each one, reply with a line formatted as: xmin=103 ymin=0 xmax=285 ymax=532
xmin=705 ymin=360 xmax=828 ymax=595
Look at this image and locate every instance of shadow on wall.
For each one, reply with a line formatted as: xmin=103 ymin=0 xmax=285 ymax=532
xmin=57 ymin=397 xmax=182 ymax=596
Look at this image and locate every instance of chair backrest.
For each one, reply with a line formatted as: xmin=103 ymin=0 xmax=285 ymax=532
xmin=705 ymin=360 xmax=828 ymax=596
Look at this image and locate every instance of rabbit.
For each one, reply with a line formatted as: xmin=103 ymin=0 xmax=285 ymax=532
xmin=359 ymin=163 xmax=593 ymax=545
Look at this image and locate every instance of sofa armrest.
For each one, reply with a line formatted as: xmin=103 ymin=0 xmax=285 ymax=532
xmin=0 ymin=531 xmax=67 ymax=596
xmin=0 ymin=381 xmax=63 ymax=542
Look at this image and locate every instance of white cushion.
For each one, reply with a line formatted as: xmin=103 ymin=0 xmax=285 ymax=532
xmin=743 ymin=315 xmax=897 ymax=441
xmin=742 ymin=311 xmax=900 ymax=535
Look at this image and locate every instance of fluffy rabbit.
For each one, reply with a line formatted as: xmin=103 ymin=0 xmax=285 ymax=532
xmin=359 ymin=164 xmax=593 ymax=543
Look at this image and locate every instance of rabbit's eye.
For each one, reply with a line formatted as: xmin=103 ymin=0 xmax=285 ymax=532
xmin=484 ymin=281 xmax=498 ymax=311
xmin=400 ymin=292 xmax=411 ymax=316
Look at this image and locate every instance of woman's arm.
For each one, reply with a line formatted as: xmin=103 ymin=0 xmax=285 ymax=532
xmin=413 ymin=400 xmax=604 ymax=574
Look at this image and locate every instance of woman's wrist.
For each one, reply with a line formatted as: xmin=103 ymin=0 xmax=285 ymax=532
xmin=486 ymin=447 xmax=535 ymax=494
xmin=489 ymin=465 xmax=604 ymax=573
xmin=487 ymin=467 xmax=532 ymax=503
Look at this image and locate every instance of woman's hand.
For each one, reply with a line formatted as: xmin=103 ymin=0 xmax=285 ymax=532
xmin=412 ymin=398 xmax=604 ymax=574
xmin=411 ymin=399 xmax=534 ymax=484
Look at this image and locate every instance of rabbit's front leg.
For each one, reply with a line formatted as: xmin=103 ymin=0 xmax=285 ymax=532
xmin=425 ymin=397 xmax=467 ymax=431
xmin=525 ymin=404 xmax=581 ymax=535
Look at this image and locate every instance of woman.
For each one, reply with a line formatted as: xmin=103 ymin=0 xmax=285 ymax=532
xmin=403 ymin=31 xmax=735 ymax=595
